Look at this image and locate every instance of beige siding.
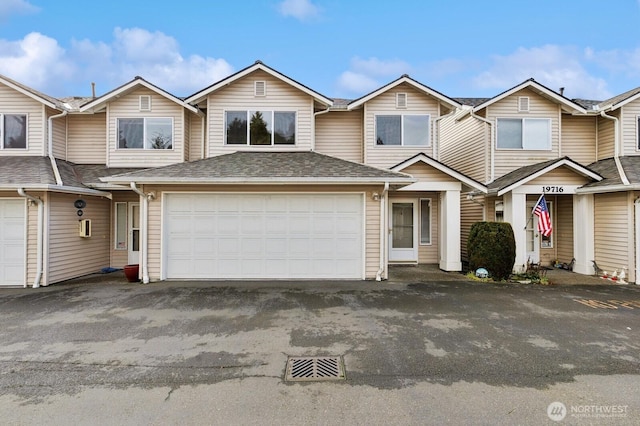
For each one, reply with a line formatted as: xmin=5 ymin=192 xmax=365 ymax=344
xmin=188 ymin=113 xmax=204 ymax=161
xmin=48 ymin=106 xmax=67 ymax=160
xmin=315 ymin=110 xmax=363 ymax=162
xmin=597 ymin=114 xmax=615 ymax=160
xmin=594 ymin=192 xmax=630 ymax=275
xmin=400 ymin=162 xmax=459 ymax=183
xmin=47 ymin=193 xmax=111 ymax=284
xmin=363 ymin=83 xmax=440 ymax=169
xmin=145 ymin=184 xmax=384 ymax=281
xmin=488 ymin=89 xmax=561 ymax=177
xmin=461 ymin=195 xmax=485 ymax=261
xmin=528 ymin=166 xmax=591 ymax=186
xmin=0 ymin=83 xmax=46 ymax=156
xmin=439 ymin=109 xmax=490 ymax=183
xmin=555 ymin=195 xmax=573 ymax=264
xmin=67 ymin=113 xmax=107 ymax=164
xmin=107 ymin=88 xmax=185 ymax=167
xmin=620 ymin=99 xmax=640 ymax=155
xmin=110 ymin=192 xmax=140 ymax=268
xmin=561 ymin=115 xmax=597 ymax=164
xmin=207 ymin=70 xmax=315 ymax=157
xmin=183 ymin=110 xmax=190 ymax=162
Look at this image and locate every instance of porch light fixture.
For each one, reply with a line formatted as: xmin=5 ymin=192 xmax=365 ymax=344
xmin=372 ymin=192 xmax=380 ymax=201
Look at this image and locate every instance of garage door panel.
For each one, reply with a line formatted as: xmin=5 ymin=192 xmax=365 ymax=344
xmin=0 ymin=200 xmax=26 ymax=286
xmin=165 ymin=194 xmax=363 ymax=279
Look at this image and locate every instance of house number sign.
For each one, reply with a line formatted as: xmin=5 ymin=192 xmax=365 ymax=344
xmin=542 ymin=186 xmax=564 ymax=193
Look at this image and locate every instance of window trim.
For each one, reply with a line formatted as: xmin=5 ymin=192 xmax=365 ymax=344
xmin=0 ymin=113 xmax=28 ymax=150
xmin=540 ymin=200 xmax=554 ymax=249
xmin=419 ymin=198 xmax=432 ymax=245
xmin=374 ymin=113 xmax=431 ymax=147
xmin=114 ymin=202 xmax=127 ymax=250
xmin=224 ymin=109 xmax=297 ymax=146
xmin=116 ymin=117 xmax=174 ymax=150
xmin=636 ymin=116 xmax=640 ymax=151
xmin=496 ymin=117 xmax=551 ymax=151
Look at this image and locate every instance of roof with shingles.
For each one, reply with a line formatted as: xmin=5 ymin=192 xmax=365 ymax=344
xmin=453 ymin=98 xmax=491 ymax=107
xmin=72 ymin=164 xmax=148 ymax=187
xmin=583 ymin=156 xmax=640 ymax=188
xmin=0 ymin=157 xmax=57 ymax=186
xmin=101 ymin=151 xmax=414 ymax=184
xmin=597 ymin=87 xmax=640 ymax=110
xmin=0 ymin=74 xmax=65 ymax=110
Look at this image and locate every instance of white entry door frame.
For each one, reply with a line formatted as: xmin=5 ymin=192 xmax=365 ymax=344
xmin=389 ymin=199 xmax=418 ymax=262
xmin=128 ymin=203 xmax=140 ymax=265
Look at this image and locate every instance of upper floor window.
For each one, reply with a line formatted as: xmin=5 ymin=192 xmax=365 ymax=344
xmin=497 ymin=118 xmax=550 ymax=150
xmin=637 ymin=116 xmax=640 ymax=150
xmin=1 ymin=114 xmax=27 ymax=149
xmin=375 ymin=114 xmax=430 ymax=146
xmin=118 ymin=118 xmax=173 ymax=149
xmin=225 ymin=110 xmax=296 ymax=145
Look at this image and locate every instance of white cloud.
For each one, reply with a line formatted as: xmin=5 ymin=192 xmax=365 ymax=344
xmin=0 ymin=28 xmax=234 ymax=96
xmin=337 ymin=57 xmax=412 ymax=95
xmin=0 ymin=0 xmax=39 ymax=21
xmin=277 ymin=0 xmax=320 ymax=21
xmin=473 ymin=45 xmax=611 ymax=100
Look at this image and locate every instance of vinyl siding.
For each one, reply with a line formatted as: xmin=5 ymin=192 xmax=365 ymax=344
xmin=620 ymin=99 xmax=640 ymax=155
xmin=597 ymin=114 xmax=615 ymax=160
xmin=555 ymin=195 xmax=573 ymax=265
xmin=527 ymin=166 xmax=591 ymax=186
xmin=47 ymin=106 xmax=67 ymax=160
xmin=47 ymin=193 xmax=110 ymax=284
xmin=110 ymin=192 xmax=140 ymax=268
xmin=561 ymin=115 xmax=597 ymax=165
xmin=189 ymin=113 xmax=204 ymax=162
xmin=183 ymin=110 xmax=190 ymax=162
xmin=439 ymin=108 xmax=489 ymax=183
xmin=461 ymin=195 xmax=485 ymax=261
xmin=364 ymin=83 xmax=439 ymax=169
xmin=26 ymin=194 xmax=39 ymax=286
xmin=67 ymin=113 xmax=107 ymax=164
xmin=206 ymin=70 xmax=315 ymax=157
xmin=594 ymin=192 xmax=630 ymax=275
xmin=488 ymin=89 xmax=561 ymax=178
xmin=107 ymin=88 xmax=185 ymax=167
xmin=144 ymin=184 xmax=384 ymax=281
xmin=0 ymin=83 xmax=46 ymax=156
xmin=315 ymin=110 xmax=363 ymax=163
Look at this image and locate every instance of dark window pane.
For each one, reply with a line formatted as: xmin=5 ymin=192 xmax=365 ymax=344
xmin=497 ymin=118 xmax=522 ymax=149
xmin=226 ymin=111 xmax=247 ymax=144
xmin=118 ymin=118 xmax=144 ymax=148
xmin=3 ymin=114 xmax=27 ymax=149
xmin=376 ymin=115 xmax=401 ymax=145
xmin=146 ymin=118 xmax=172 ymax=149
xmin=250 ymin=110 xmax=272 ymax=145
xmin=274 ymin=112 xmax=295 ymax=144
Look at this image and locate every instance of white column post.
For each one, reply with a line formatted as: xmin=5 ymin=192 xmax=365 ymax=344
xmin=439 ymin=189 xmax=461 ymax=271
xmin=573 ymin=193 xmax=595 ymax=275
xmin=504 ymin=192 xmax=527 ymax=273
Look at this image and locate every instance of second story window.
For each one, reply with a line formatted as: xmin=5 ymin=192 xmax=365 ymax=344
xmin=226 ymin=110 xmax=296 ymax=145
xmin=375 ymin=114 xmax=430 ymax=146
xmin=497 ymin=118 xmax=551 ymax=150
xmin=118 ymin=118 xmax=173 ymax=149
xmin=1 ymin=114 xmax=27 ymax=149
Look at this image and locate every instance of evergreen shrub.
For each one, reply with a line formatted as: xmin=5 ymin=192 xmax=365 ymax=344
xmin=467 ymin=221 xmax=516 ymax=281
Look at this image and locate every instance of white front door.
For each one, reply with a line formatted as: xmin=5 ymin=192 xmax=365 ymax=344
xmin=389 ymin=200 xmax=418 ymax=262
xmin=526 ymin=201 xmax=540 ymax=263
xmin=128 ymin=203 xmax=140 ymax=265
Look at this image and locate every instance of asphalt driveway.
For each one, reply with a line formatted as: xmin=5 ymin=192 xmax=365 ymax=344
xmin=0 ymin=273 xmax=639 ymax=425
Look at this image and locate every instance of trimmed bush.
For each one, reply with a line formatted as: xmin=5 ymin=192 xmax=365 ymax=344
xmin=468 ymin=221 xmax=516 ymax=281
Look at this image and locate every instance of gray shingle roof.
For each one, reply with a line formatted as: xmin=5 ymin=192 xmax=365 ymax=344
xmin=102 ymin=151 xmax=414 ymax=184
xmin=453 ymin=98 xmax=491 ymax=107
xmin=583 ymin=156 xmax=640 ymax=188
xmin=597 ymin=87 xmax=640 ymax=109
xmin=72 ymin=164 xmax=148 ymax=187
xmin=0 ymin=157 xmax=57 ymax=186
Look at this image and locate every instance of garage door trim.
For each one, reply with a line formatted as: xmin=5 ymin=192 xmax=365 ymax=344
xmin=0 ymin=198 xmax=26 ymax=287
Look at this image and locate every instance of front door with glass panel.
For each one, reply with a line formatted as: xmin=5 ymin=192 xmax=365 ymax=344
xmin=129 ymin=203 xmax=140 ymax=264
xmin=526 ymin=201 xmax=540 ymax=263
xmin=389 ymin=200 xmax=418 ymax=262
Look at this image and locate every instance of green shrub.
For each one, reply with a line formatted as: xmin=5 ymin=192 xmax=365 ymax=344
xmin=468 ymin=221 xmax=516 ymax=281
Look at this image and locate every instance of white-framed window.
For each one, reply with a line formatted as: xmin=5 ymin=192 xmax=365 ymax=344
xmin=540 ymin=200 xmax=553 ymax=248
xmin=117 ymin=117 xmax=173 ymax=149
xmin=496 ymin=118 xmax=551 ymax=150
xmin=0 ymin=113 xmax=27 ymax=149
xmin=375 ymin=114 xmax=430 ymax=146
xmin=420 ymin=198 xmax=431 ymax=245
xmin=225 ymin=110 xmax=296 ymax=145
xmin=114 ymin=202 xmax=127 ymax=250
xmin=495 ymin=200 xmax=504 ymax=222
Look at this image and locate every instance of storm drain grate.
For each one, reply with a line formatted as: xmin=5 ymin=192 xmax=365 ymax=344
xmin=285 ymin=356 xmax=346 ymax=382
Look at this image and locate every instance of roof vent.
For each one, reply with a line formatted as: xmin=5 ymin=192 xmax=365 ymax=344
xmin=139 ymin=95 xmax=151 ymax=111
xmin=396 ymin=93 xmax=407 ymax=109
xmin=518 ymin=96 xmax=530 ymax=112
xmin=255 ymin=81 xmax=266 ymax=97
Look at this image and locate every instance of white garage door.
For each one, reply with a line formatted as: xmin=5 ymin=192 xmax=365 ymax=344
xmin=0 ymin=199 xmax=25 ymax=286
xmin=164 ymin=193 xmax=364 ymax=279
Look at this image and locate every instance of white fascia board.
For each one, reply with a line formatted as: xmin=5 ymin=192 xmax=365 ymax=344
xmin=391 ymin=154 xmax=487 ymax=193
xmin=473 ymin=80 xmax=586 ymax=114
xmin=80 ymin=80 xmax=198 ymax=114
xmin=497 ymin=159 xmax=603 ymax=196
xmin=397 ymin=181 xmax=461 ymax=191
xmin=185 ymin=63 xmax=333 ymax=106
xmin=101 ymin=177 xmax=415 ymax=185
xmin=576 ymin=184 xmax=639 ymax=194
xmin=5 ymin=184 xmax=112 ymax=198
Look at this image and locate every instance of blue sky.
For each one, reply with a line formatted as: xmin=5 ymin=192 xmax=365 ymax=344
xmin=2 ymin=0 xmax=640 ymax=101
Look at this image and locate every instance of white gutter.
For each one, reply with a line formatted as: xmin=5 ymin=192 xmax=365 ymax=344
xmin=130 ymin=182 xmax=155 ymax=284
xmin=17 ymin=189 xmax=43 ymax=288
xmin=600 ymin=111 xmax=630 ymax=186
xmin=48 ymin=110 xmax=68 ymax=186
xmin=376 ymin=182 xmax=390 ymax=281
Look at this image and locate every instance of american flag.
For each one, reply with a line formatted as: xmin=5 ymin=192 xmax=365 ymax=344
xmin=533 ymin=195 xmax=552 ymax=237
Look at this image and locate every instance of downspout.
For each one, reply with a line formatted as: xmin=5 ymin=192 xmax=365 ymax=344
xmin=201 ymin=115 xmax=206 ymax=160
xmin=17 ymin=189 xmax=43 ymax=288
xmin=600 ymin=111 xmax=630 ymax=185
xmin=469 ymin=110 xmax=495 ymax=183
xmin=130 ymin=182 xmax=155 ymax=284
xmin=48 ymin=110 xmax=68 ymax=186
xmin=636 ymin=198 xmax=640 ymax=284
xmin=376 ymin=182 xmax=389 ymax=281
